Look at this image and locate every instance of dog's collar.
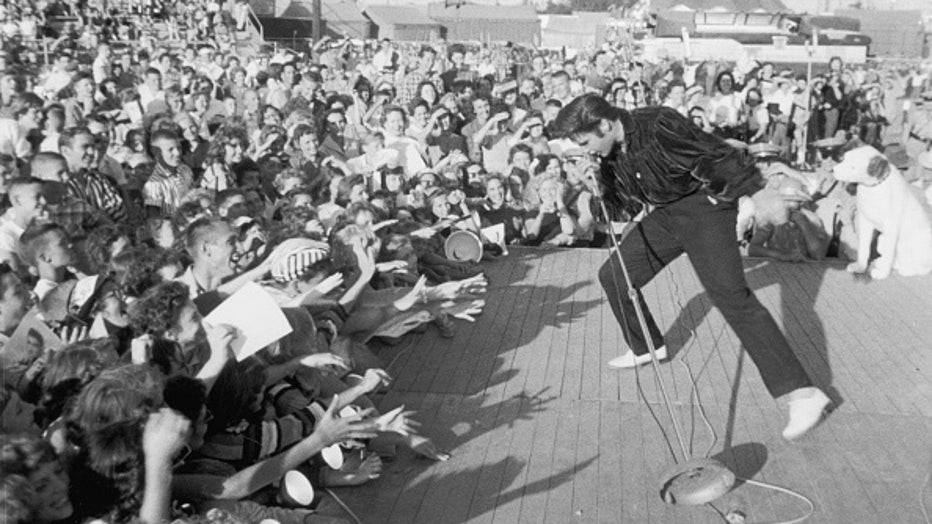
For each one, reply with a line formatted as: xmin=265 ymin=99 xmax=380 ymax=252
xmin=860 ymin=168 xmax=891 ymax=187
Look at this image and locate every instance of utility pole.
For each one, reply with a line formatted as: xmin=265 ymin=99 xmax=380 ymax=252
xmin=313 ymin=0 xmax=322 ymax=43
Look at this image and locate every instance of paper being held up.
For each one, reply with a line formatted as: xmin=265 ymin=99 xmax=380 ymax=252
xmin=203 ymin=283 xmax=293 ymax=361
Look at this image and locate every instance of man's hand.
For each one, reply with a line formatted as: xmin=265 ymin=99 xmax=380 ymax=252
xmin=313 ymin=273 xmax=344 ymax=295
xmin=360 ymin=368 xmax=392 ymax=393
xmin=376 ymin=260 xmax=408 ymax=274
xmin=490 ymin=112 xmax=510 ymax=123
xmin=315 ymin=395 xmax=379 ymax=446
xmin=143 ymin=408 xmax=191 ymax=465
xmin=375 ymin=405 xmax=420 ymax=436
xmin=58 ymin=324 xmax=90 ymax=345
xmin=299 ymin=352 xmax=350 ymax=372
xmin=353 ymin=242 xmax=377 ymax=278
xmin=409 ymin=227 xmax=437 ymax=239
xmin=204 ymin=322 xmax=236 ymax=362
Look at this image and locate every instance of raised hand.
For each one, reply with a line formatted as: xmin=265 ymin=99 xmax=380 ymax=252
xmin=316 ymin=395 xmax=379 ymax=446
xmin=491 ymin=111 xmax=510 ymax=123
xmin=353 ymin=242 xmax=377 ymax=277
xmin=58 ymin=323 xmax=90 ymax=345
xmin=375 ymin=405 xmax=420 ymax=436
xmin=143 ymin=408 xmax=191 ymax=464
xmin=204 ymin=322 xmax=236 ymax=362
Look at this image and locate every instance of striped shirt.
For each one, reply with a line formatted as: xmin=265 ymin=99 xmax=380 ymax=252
xmin=67 ymin=169 xmax=127 ymax=222
xmin=143 ymin=162 xmax=194 ymax=215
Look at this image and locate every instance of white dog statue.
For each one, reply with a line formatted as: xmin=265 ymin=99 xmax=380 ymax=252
xmin=832 ymin=145 xmax=932 ymax=279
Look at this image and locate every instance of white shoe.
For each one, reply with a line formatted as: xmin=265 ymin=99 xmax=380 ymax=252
xmin=782 ymin=387 xmax=831 ymax=440
xmin=607 ymin=346 xmax=668 ymax=369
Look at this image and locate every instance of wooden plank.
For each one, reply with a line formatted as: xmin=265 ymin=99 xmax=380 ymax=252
xmin=581 ymin=250 xmax=606 ymax=401
xmin=571 ymin=400 xmax=601 ymax=522
xmin=444 ymin=255 xmax=522 ymax=395
xmin=542 ymin=399 xmax=580 ymax=523
xmin=596 ymin=400 xmax=625 ymax=523
xmin=515 ymin=394 xmax=561 ymax=524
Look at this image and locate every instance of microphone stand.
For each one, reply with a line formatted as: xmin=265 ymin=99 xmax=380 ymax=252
xmin=587 ymin=163 xmax=735 ymax=507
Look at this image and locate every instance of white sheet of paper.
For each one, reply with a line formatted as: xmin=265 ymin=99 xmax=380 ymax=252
xmin=88 ymin=314 xmax=109 ymax=339
xmin=480 ymin=223 xmax=505 ymax=246
xmin=203 ymin=282 xmax=293 ymax=361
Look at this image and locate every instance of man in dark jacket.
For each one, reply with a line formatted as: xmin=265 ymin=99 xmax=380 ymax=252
xmin=553 ymin=94 xmax=830 ymax=440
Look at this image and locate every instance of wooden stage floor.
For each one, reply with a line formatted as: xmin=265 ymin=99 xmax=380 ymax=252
xmin=328 ymin=247 xmax=932 ymax=524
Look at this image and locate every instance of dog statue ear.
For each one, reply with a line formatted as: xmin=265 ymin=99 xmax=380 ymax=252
xmin=867 ymin=155 xmax=890 ymax=181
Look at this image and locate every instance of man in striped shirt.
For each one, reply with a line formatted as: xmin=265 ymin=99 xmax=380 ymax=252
xmin=59 ymin=127 xmax=127 ymax=223
xmin=143 ymin=130 xmax=193 ymax=215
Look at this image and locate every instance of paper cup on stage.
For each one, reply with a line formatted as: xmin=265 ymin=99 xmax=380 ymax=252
xmin=321 ymin=443 xmax=344 ymax=469
xmin=445 ymin=230 xmax=483 ymax=262
xmin=279 ymin=468 xmax=322 ymax=509
xmin=338 ymin=405 xmax=367 ymax=450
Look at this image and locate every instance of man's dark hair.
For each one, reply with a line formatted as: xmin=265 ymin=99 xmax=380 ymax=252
xmin=448 ymin=44 xmax=466 ymax=59
xmin=20 ymin=223 xmax=66 ymax=266
xmin=10 ymin=93 xmax=43 ymax=118
xmin=551 ymin=93 xmax=624 ymax=140
xmin=59 ymin=126 xmax=93 ymax=151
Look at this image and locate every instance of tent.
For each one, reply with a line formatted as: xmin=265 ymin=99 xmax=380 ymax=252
xmin=426 ymin=2 xmax=539 ymax=44
xmin=365 ymin=6 xmax=442 ymax=41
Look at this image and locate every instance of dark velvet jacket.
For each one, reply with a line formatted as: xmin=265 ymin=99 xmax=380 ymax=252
xmin=600 ymin=106 xmax=765 ymax=217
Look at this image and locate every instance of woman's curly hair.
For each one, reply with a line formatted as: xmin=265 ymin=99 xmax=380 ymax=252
xmin=205 ymin=124 xmax=249 ymax=165
xmin=127 ymin=281 xmax=190 ymax=338
xmin=66 ymin=364 xmax=164 ymax=435
xmin=35 ymin=342 xmax=116 ymax=428
xmin=85 ymin=224 xmax=131 ymax=274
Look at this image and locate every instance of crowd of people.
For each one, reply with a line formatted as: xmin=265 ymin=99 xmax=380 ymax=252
xmin=0 ymin=0 xmax=931 ymax=522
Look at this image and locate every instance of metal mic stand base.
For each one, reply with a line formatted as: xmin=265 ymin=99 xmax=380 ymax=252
xmin=658 ymin=457 xmax=736 ymax=506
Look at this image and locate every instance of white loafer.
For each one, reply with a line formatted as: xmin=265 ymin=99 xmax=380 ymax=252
xmin=607 ymin=346 xmax=668 ymax=369
xmin=782 ymin=387 xmax=831 ymax=440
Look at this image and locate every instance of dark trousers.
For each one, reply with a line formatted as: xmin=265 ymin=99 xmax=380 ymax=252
xmin=598 ymin=192 xmax=811 ymax=398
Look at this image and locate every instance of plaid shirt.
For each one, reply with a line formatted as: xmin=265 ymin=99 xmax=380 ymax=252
xmin=398 ymin=69 xmax=444 ymax=108
xmin=67 ymin=169 xmax=127 ymax=222
xmin=48 ymin=195 xmax=111 ymax=238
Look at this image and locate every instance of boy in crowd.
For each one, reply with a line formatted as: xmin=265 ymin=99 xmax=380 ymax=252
xmin=0 ymin=177 xmax=48 ymax=270
xmin=144 ymin=130 xmax=194 ymax=215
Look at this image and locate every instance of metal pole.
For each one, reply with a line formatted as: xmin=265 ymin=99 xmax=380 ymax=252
xmin=313 ymin=0 xmax=322 ymax=43
xmin=593 ymin=184 xmax=691 ymax=464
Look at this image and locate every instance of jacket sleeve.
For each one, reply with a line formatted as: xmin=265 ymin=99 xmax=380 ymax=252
xmin=654 ymin=107 xmax=765 ymax=202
